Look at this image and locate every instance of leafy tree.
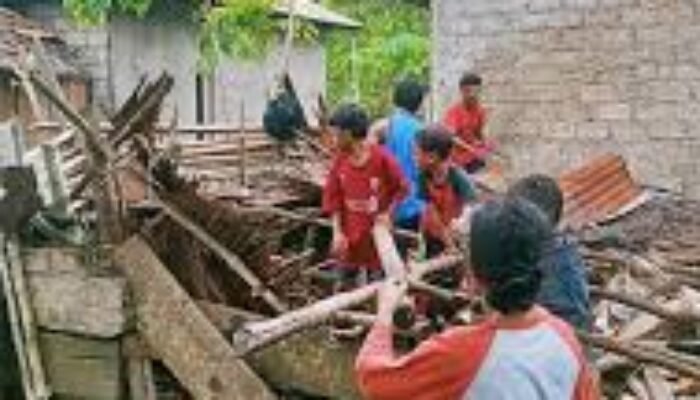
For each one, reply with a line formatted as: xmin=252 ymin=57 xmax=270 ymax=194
xmin=62 ymin=0 xmax=316 ymax=71
xmin=323 ymin=0 xmax=430 ymax=117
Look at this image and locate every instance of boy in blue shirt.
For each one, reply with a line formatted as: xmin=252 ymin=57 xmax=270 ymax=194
xmin=507 ymin=174 xmax=592 ymax=332
xmin=373 ymin=77 xmax=429 ymax=232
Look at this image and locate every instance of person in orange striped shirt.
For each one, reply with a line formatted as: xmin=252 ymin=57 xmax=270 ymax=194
xmin=355 ymin=197 xmax=599 ymax=400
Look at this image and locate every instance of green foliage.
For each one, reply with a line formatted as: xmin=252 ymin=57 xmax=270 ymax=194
xmin=63 ymin=0 xmax=153 ymax=24
xmin=199 ymin=0 xmax=277 ymax=71
xmin=63 ymin=0 xmax=320 ymax=72
xmin=199 ymin=0 xmax=320 ymax=72
xmin=324 ymin=0 xmax=430 ymax=117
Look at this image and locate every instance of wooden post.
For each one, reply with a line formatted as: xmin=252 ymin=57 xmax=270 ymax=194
xmin=239 ymin=101 xmax=247 ymax=187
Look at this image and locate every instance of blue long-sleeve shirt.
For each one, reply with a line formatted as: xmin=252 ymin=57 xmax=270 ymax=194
xmin=537 ymin=233 xmax=592 ymax=332
xmin=383 ymin=109 xmax=426 ymax=225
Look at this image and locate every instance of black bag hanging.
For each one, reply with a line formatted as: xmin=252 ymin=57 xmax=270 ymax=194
xmin=263 ymin=73 xmax=307 ymax=142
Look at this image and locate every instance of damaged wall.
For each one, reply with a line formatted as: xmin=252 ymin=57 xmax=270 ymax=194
xmin=433 ymin=0 xmax=700 ymax=198
xmin=14 ymin=0 xmax=112 ymax=112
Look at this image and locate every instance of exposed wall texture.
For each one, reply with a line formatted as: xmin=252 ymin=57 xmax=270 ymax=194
xmin=212 ymin=43 xmax=326 ymax=127
xmin=109 ymin=14 xmax=198 ymax=124
xmin=433 ymin=0 xmax=700 ymax=198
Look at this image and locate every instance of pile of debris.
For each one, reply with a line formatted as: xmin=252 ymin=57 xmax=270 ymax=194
xmin=6 ymin=70 xmax=700 ymax=399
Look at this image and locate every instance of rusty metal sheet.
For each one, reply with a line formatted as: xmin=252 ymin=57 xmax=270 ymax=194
xmin=559 ymin=153 xmax=645 ymax=229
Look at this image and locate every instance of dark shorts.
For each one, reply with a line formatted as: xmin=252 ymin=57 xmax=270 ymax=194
xmin=464 ymin=158 xmax=487 ymax=174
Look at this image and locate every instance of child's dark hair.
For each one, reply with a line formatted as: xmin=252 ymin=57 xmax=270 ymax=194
xmin=506 ymin=174 xmax=564 ymax=225
xmin=459 ymin=72 xmax=483 ymax=87
xmin=329 ymin=103 xmax=370 ymax=139
xmin=469 ymin=198 xmax=551 ymax=315
xmin=393 ymin=77 xmax=427 ymax=114
xmin=418 ymin=124 xmax=454 ymax=160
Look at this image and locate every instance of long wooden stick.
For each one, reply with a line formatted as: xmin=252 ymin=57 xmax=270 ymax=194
xmin=590 ymin=286 xmax=700 ymax=324
xmin=232 ymin=254 xmax=463 ymax=355
xmin=245 ymin=205 xmax=420 ymax=242
xmin=579 ymin=332 xmax=700 ymax=381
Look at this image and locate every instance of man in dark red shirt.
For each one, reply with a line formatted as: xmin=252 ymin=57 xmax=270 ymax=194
xmin=323 ymin=104 xmax=408 ymax=287
xmin=442 ymin=72 xmax=492 ymax=173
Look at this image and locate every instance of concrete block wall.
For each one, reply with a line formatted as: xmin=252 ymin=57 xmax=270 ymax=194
xmin=433 ymin=0 xmax=700 ymax=198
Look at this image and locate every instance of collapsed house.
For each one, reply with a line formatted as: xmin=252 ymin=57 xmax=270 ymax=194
xmin=1 ymin=4 xmax=700 ymax=400
xmin=0 ymin=69 xmax=698 ymax=399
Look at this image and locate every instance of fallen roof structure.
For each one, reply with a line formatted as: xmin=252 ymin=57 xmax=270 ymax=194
xmin=3 ymin=67 xmax=700 ymax=398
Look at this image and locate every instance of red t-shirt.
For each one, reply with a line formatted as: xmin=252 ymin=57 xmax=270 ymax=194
xmin=323 ymin=145 xmax=408 ymax=269
xmin=419 ymin=166 xmax=477 ymax=241
xmin=442 ymin=102 xmax=488 ymax=167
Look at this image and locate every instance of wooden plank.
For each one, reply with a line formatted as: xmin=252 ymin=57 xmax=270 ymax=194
xmin=39 ymin=332 xmax=120 ymax=400
xmin=113 ymin=237 xmax=274 ymax=400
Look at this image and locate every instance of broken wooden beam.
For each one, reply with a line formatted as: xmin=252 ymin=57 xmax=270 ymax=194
xmin=154 ymin=199 xmax=288 ymax=313
xmin=579 ymin=332 xmax=700 ymax=381
xmin=113 ymin=236 xmax=275 ymax=399
xmin=590 ymin=286 xmax=700 ymax=325
xmin=233 ymin=254 xmax=463 ymax=355
xmin=30 ymin=73 xmax=287 ymax=314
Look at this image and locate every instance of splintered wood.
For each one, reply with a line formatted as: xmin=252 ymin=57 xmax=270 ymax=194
xmin=581 ymin=194 xmax=700 ymax=398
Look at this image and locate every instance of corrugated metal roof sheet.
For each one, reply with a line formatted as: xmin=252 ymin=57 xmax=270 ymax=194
xmin=559 ymin=153 xmax=645 ymax=229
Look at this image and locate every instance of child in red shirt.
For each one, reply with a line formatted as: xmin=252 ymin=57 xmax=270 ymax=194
xmin=416 ymin=124 xmax=477 ymax=256
xmin=323 ymin=104 xmax=408 ymax=288
xmin=414 ymin=124 xmax=477 ymax=329
xmin=442 ymin=72 xmax=492 ymax=173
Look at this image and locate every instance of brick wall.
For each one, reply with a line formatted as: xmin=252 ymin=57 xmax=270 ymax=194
xmin=433 ymin=0 xmax=700 ymax=197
